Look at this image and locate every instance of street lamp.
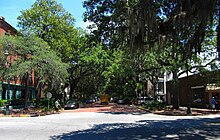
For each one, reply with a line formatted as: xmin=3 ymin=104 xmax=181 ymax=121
xmin=4 ymin=45 xmax=11 ymax=115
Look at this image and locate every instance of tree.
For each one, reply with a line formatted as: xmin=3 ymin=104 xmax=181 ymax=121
xmin=17 ymin=0 xmax=93 ymax=98
xmin=70 ymin=43 xmax=110 ymax=98
xmin=83 ymin=0 xmax=220 ymax=109
xmin=17 ymin=0 xmax=77 ymax=62
xmin=0 ymin=34 xmax=68 ymax=106
xmin=84 ymin=0 xmax=220 ymax=54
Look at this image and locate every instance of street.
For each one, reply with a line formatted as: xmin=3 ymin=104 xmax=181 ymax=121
xmin=0 ymin=105 xmax=220 ymax=140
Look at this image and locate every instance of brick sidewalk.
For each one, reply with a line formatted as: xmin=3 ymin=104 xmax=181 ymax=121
xmin=63 ymin=103 xmax=146 ymax=114
xmin=0 ymin=108 xmax=56 ymax=117
xmin=1 ymin=104 xmax=219 ymax=117
xmin=154 ymin=107 xmax=220 ymax=116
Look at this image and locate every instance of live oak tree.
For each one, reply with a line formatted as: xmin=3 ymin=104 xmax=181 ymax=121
xmin=83 ymin=0 xmax=220 ymax=54
xmin=16 ymin=0 xmax=220 ymax=108
xmin=83 ymin=0 xmax=220 ymax=109
xmin=68 ymin=41 xmax=109 ymax=98
xmin=0 ymin=34 xmax=68 ymax=106
xmin=72 ymin=44 xmax=110 ymax=98
xmin=17 ymin=0 xmax=91 ymax=98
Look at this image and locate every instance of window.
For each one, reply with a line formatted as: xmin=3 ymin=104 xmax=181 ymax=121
xmin=16 ymin=90 xmax=21 ymax=99
xmin=193 ymin=89 xmax=204 ymax=103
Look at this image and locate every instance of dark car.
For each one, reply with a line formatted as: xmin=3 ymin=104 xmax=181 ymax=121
xmin=64 ymin=100 xmax=79 ymax=110
xmin=85 ymin=99 xmax=93 ymax=104
xmin=117 ymin=99 xmax=125 ymax=104
xmin=137 ymin=97 xmax=153 ymax=105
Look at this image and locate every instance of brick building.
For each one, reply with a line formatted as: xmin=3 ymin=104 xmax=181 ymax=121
xmin=166 ymin=71 xmax=220 ymax=109
xmin=0 ymin=16 xmax=17 ymax=36
xmin=0 ymin=16 xmax=36 ymax=107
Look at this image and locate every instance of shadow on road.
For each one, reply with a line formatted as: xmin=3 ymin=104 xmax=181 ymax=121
xmin=50 ymin=117 xmax=220 ymax=140
xmin=66 ymin=103 xmax=149 ymax=115
xmin=97 ymin=104 xmax=149 ymax=115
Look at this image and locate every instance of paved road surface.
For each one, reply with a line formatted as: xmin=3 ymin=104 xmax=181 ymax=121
xmin=0 ymin=105 xmax=220 ymax=140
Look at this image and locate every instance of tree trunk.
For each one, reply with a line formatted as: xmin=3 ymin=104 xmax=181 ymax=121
xmin=69 ymin=82 xmax=73 ymax=99
xmin=172 ymin=70 xmax=179 ymax=109
xmin=69 ymin=78 xmax=80 ymax=99
xmin=153 ymin=83 xmax=157 ymax=101
xmin=69 ymin=67 xmax=81 ymax=99
xmin=34 ymin=79 xmax=42 ymax=108
xmin=35 ymin=87 xmax=41 ymax=108
xmin=24 ymin=73 xmax=29 ymax=109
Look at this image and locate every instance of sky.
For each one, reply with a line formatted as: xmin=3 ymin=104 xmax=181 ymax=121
xmin=0 ymin=0 xmax=87 ymax=29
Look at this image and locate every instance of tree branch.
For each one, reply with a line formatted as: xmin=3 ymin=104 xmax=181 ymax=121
xmin=178 ymin=58 xmax=219 ymax=77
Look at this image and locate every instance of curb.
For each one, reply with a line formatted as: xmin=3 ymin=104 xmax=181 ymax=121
xmin=0 ymin=112 xmax=55 ymax=117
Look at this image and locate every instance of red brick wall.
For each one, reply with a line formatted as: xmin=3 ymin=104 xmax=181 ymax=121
xmin=166 ymin=74 xmax=207 ymax=108
xmin=0 ymin=16 xmax=17 ymax=36
xmin=167 ymin=72 xmax=220 ymax=109
xmin=0 ymin=28 xmax=6 ymax=36
xmin=0 ymin=17 xmax=35 ymax=87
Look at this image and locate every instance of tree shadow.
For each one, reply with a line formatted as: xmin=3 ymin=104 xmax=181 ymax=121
xmin=99 ymin=112 xmax=149 ymax=115
xmin=97 ymin=105 xmax=150 ymax=115
xmin=50 ymin=117 xmax=220 ymax=140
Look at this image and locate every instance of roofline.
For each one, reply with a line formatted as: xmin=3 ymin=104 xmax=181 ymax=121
xmin=0 ymin=16 xmax=17 ymax=34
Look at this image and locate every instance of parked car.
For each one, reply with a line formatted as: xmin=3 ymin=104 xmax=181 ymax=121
xmin=117 ymin=99 xmax=125 ymax=104
xmin=137 ymin=97 xmax=154 ymax=105
xmin=64 ymin=100 xmax=79 ymax=110
xmin=85 ymin=99 xmax=94 ymax=104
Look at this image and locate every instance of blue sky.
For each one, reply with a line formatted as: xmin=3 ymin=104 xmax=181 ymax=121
xmin=0 ymin=0 xmax=86 ymax=29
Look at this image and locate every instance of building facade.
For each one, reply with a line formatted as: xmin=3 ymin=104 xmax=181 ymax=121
xmin=0 ymin=16 xmax=36 ymax=107
xmin=166 ymin=71 xmax=220 ymax=109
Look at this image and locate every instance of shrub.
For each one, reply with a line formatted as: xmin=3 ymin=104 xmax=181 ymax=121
xmin=142 ymin=101 xmax=166 ymax=111
xmin=123 ymin=97 xmax=132 ymax=104
xmin=10 ymin=99 xmax=25 ymax=105
xmin=39 ymin=98 xmax=55 ymax=110
xmin=0 ymin=100 xmax=7 ymax=107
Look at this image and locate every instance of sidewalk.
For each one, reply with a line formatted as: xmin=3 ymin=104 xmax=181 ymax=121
xmin=63 ymin=103 xmax=146 ymax=114
xmin=1 ymin=105 xmax=220 ymax=117
xmin=0 ymin=108 xmax=57 ymax=117
xmin=154 ymin=107 xmax=220 ymax=116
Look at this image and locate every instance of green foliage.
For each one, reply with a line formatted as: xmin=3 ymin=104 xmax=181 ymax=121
xmin=15 ymin=0 xmax=220 ymax=109
xmin=17 ymin=0 xmax=112 ymax=98
xmin=83 ymin=0 xmax=219 ymax=74
xmin=0 ymin=34 xmax=68 ymax=92
xmin=123 ymin=96 xmax=134 ymax=105
xmin=0 ymin=100 xmax=7 ymax=107
xmin=10 ymin=99 xmax=25 ymax=106
xmin=17 ymin=0 xmax=78 ymax=62
xmin=75 ymin=44 xmax=118 ymax=96
xmin=136 ymin=83 xmax=142 ymax=90
xmin=39 ymin=98 xmax=56 ymax=110
xmin=101 ymin=49 xmax=124 ymax=91
xmin=101 ymin=49 xmax=123 ymax=78
xmin=0 ymin=35 xmax=16 ymax=79
xmin=142 ymin=101 xmax=166 ymax=111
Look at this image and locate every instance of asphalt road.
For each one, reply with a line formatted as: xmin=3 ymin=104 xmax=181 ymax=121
xmin=0 ymin=106 xmax=220 ymax=140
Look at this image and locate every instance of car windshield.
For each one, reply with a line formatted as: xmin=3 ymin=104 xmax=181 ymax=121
xmin=67 ymin=100 xmax=76 ymax=104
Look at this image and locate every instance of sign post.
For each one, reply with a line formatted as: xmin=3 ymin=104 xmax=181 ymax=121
xmin=46 ymin=92 xmax=52 ymax=109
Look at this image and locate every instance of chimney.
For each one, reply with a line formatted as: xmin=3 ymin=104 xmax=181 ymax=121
xmin=0 ymin=16 xmax=5 ymax=20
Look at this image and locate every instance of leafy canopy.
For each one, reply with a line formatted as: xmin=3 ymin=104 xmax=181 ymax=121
xmin=17 ymin=0 xmax=78 ymax=62
xmin=0 ymin=34 xmax=68 ymax=91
